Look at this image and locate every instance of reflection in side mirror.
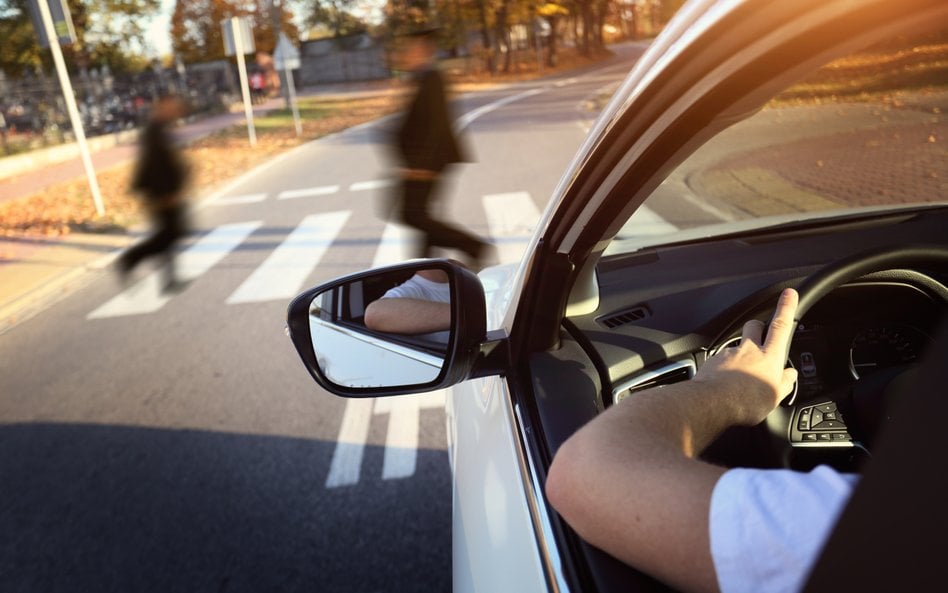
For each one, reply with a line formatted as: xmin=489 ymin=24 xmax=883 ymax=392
xmin=306 ymin=267 xmax=453 ymax=389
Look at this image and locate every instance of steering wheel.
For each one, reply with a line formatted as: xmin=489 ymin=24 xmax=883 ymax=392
xmin=782 ymin=244 xmax=948 ymax=456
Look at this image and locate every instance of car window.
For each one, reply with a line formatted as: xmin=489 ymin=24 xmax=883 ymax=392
xmin=605 ymin=27 xmax=948 ymax=255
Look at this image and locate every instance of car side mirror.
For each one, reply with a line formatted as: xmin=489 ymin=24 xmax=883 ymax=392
xmin=286 ymin=260 xmax=487 ymax=397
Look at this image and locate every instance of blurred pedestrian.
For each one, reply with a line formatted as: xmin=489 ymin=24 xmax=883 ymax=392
xmin=389 ymin=26 xmax=491 ymax=267
xmin=250 ymin=70 xmax=265 ymax=104
xmin=117 ymin=94 xmax=190 ymax=293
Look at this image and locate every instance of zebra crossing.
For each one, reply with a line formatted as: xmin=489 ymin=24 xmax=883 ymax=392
xmin=85 ymin=184 xmax=678 ymax=488
xmin=86 ymin=190 xmax=546 ymax=321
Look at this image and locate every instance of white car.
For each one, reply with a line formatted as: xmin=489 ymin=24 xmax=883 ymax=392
xmin=288 ymin=0 xmax=948 ymax=590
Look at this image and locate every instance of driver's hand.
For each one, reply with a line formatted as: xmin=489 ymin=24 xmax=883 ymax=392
xmin=694 ymin=288 xmax=799 ymax=426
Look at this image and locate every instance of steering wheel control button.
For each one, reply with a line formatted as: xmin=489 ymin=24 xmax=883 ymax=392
xmin=798 ymin=410 xmax=811 ymax=430
xmin=792 ymin=402 xmax=854 ymax=445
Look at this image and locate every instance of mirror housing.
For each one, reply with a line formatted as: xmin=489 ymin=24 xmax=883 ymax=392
xmin=286 ymin=259 xmax=487 ymax=397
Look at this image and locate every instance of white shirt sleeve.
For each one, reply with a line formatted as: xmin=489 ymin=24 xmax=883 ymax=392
xmin=381 ymin=274 xmax=451 ymax=303
xmin=709 ymin=465 xmax=859 ymax=593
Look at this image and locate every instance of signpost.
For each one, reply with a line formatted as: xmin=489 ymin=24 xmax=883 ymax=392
xmin=28 ymin=0 xmax=105 ymax=216
xmin=272 ymin=32 xmax=302 ymax=137
xmin=222 ymin=17 xmax=257 ymax=147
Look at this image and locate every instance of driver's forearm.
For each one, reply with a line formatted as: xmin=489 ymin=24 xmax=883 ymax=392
xmin=546 ymin=380 xmax=734 ymax=593
xmin=364 ymin=298 xmax=450 ymax=334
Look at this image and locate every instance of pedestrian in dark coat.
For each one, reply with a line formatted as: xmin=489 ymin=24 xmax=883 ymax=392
xmin=118 ymin=94 xmax=189 ymax=292
xmin=391 ymin=27 xmax=490 ymax=266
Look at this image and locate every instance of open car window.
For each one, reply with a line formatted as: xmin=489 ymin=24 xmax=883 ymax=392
xmin=606 ymin=27 xmax=948 ymax=256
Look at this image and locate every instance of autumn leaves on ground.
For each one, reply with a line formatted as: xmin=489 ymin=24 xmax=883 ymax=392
xmin=0 ymin=93 xmax=404 ymax=239
xmin=0 ymin=49 xmax=612 ymax=242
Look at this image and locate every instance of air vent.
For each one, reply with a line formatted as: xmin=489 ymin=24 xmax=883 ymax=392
xmin=597 ymin=305 xmax=650 ymax=329
xmin=613 ymin=360 xmax=696 ymax=404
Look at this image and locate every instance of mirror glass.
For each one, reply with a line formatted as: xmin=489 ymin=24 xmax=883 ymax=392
xmin=307 ymin=267 xmax=452 ymax=389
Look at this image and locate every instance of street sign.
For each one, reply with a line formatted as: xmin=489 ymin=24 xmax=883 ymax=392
xmin=27 ymin=0 xmax=77 ymax=47
xmin=221 ymin=17 xmax=255 ymax=56
xmin=273 ymin=33 xmax=301 ymax=70
xmin=222 ymin=17 xmax=257 ymax=147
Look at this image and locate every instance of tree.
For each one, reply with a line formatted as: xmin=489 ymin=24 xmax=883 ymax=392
xmin=171 ymin=0 xmax=298 ymax=63
xmin=537 ymin=2 xmax=568 ymax=67
xmin=0 ymin=0 xmax=160 ymax=76
xmin=304 ymin=0 xmax=367 ymax=39
xmin=171 ymin=0 xmax=241 ymax=63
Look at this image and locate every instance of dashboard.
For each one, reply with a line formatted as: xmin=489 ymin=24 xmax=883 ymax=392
xmin=544 ymin=208 xmax=948 ymax=469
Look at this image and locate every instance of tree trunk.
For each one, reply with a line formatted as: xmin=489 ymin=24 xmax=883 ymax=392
xmin=546 ymin=16 xmax=559 ymax=68
xmin=581 ymin=1 xmax=593 ymax=55
xmin=476 ymin=0 xmax=496 ymax=74
xmin=495 ymin=1 xmax=511 ymax=73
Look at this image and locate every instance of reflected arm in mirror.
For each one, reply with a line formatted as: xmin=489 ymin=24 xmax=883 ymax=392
xmin=364 ymin=269 xmax=452 ymax=335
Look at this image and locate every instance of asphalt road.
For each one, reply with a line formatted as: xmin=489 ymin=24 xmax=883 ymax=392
xmin=0 ymin=45 xmax=659 ymax=593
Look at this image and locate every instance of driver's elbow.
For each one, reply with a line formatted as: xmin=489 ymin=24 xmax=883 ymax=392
xmin=545 ymin=437 xmax=588 ymax=528
xmin=364 ymin=302 xmax=391 ymax=332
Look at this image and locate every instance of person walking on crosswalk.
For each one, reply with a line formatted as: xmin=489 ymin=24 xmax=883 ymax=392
xmin=390 ymin=25 xmax=491 ymax=268
xmin=117 ymin=94 xmax=190 ymax=293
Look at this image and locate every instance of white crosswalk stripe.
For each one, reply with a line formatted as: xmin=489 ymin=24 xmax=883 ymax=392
xmin=483 ymin=191 xmax=542 ymax=265
xmin=277 ymin=185 xmax=340 ymax=200
xmin=87 ymin=221 xmax=262 ymax=319
xmin=326 ymin=391 xmax=447 ymax=488
xmin=623 ymin=205 xmax=680 ymax=235
xmin=325 ymin=398 xmax=375 ymax=489
xmin=350 ymin=179 xmax=394 ymax=192
xmin=226 ymin=210 xmax=351 ymax=304
xmin=371 ymin=222 xmax=418 ymax=268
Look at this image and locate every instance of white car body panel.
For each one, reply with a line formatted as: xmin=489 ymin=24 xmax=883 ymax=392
xmin=448 ymin=376 xmax=549 ymax=593
xmin=447 ymin=261 xmax=550 ymax=592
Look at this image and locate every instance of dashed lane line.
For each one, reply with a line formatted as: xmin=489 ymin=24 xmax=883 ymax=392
xmin=277 ymin=185 xmax=340 ymax=200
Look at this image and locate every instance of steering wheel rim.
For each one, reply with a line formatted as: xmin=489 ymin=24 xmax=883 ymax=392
xmin=779 ymin=244 xmax=948 ymax=456
xmin=793 ymin=244 xmax=948 ymax=331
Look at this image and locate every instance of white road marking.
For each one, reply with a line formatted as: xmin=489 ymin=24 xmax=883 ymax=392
xmin=483 ymin=192 xmax=542 ymax=265
xmin=623 ymin=205 xmax=680 ymax=235
xmin=87 ymin=221 xmax=262 ymax=319
xmin=208 ymin=193 xmax=267 ymax=206
xmin=382 ymin=397 xmax=420 ymax=480
xmin=326 ymin=391 xmax=447 ymax=488
xmin=350 ymin=179 xmax=394 ymax=192
xmin=227 ymin=210 xmax=351 ymax=304
xmin=371 ymin=222 xmax=418 ymax=268
xmin=325 ymin=398 xmax=375 ymax=489
xmin=455 ymin=88 xmax=546 ymax=132
xmin=277 ymin=185 xmax=340 ymax=200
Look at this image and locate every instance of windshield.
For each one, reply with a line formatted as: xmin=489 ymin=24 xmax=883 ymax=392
xmin=606 ymin=27 xmax=948 ymax=256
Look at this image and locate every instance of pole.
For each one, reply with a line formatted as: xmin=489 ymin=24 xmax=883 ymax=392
xmin=232 ymin=17 xmax=257 ymax=147
xmin=284 ymin=62 xmax=301 ymax=137
xmin=36 ymin=0 xmax=104 ymax=216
